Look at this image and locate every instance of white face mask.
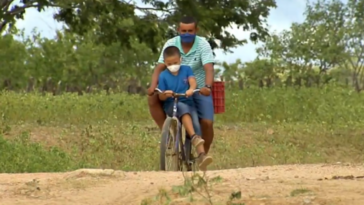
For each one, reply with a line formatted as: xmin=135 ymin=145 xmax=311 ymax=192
xmin=167 ymin=64 xmax=181 ymax=72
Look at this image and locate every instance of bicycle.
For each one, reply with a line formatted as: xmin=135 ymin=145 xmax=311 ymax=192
xmin=154 ymin=88 xmax=201 ymax=172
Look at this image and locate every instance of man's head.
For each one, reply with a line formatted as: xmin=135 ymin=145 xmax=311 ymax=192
xmin=178 ymin=16 xmax=198 ymax=44
xmin=163 ymin=45 xmax=182 ymax=73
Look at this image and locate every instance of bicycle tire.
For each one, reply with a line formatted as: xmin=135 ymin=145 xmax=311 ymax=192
xmin=160 ymin=117 xmax=181 ymax=171
xmin=178 ymin=126 xmax=186 ymax=170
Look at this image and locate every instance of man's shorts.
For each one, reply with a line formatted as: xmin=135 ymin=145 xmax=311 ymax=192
xmin=164 ymin=102 xmax=202 ymax=136
xmin=192 ymin=92 xmax=214 ymax=122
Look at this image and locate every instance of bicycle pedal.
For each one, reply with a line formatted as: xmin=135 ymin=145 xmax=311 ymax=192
xmin=187 ymin=160 xmax=195 ymax=165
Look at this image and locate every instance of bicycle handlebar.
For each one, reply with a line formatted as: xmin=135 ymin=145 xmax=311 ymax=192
xmin=154 ymin=88 xmax=200 ymax=97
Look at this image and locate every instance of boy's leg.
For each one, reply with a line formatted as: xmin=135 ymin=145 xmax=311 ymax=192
xmin=178 ymin=103 xmax=213 ymax=171
xmin=181 ymin=114 xmax=203 ymax=147
xmin=188 ymin=108 xmax=203 ymax=150
xmin=176 ymin=103 xmax=204 ymax=145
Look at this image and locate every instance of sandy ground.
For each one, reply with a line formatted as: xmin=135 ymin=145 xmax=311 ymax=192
xmin=0 ymin=163 xmax=363 ymax=205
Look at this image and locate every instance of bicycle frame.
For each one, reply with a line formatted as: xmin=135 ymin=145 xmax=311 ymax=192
xmin=155 ymin=88 xmax=200 ymax=169
xmin=171 ymin=96 xmax=189 ymax=165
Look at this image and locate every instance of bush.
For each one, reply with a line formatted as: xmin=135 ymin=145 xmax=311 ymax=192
xmin=0 ymin=133 xmax=74 ymax=173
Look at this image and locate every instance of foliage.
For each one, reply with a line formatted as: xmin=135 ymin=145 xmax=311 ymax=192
xmin=0 ymin=28 xmax=156 ymax=91
xmin=1 ymin=89 xmax=364 ymax=173
xmin=0 ymin=0 xmax=277 ymax=91
xmin=213 ymin=0 xmax=364 ymax=91
xmin=1 ymin=0 xmax=364 ymax=175
xmin=2 ymin=87 xmax=364 ymax=125
xmin=1 ymin=0 xmax=277 ymax=53
xmin=0 ymin=133 xmax=73 ymax=173
xmin=2 ymin=4 xmax=364 ymax=205
xmin=4 ymin=0 xmax=364 ymax=92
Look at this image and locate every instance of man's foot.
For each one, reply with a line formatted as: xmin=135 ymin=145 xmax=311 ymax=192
xmin=198 ymin=153 xmax=213 ymax=171
xmin=191 ymin=134 xmax=204 ymax=148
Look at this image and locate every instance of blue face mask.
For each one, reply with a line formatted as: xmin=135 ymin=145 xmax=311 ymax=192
xmin=180 ymin=33 xmax=196 ymax=43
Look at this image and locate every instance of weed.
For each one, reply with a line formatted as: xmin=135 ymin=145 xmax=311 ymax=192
xmin=290 ymin=188 xmax=312 ymax=197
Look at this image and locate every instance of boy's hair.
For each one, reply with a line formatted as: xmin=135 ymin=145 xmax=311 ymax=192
xmin=163 ymin=46 xmax=181 ymax=58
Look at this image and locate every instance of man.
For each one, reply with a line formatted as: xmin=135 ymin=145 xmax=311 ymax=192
xmin=147 ymin=16 xmax=215 ymax=154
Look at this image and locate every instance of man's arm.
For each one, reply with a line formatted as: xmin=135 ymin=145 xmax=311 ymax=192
xmin=200 ymin=39 xmax=215 ymax=86
xmin=157 ymin=74 xmax=169 ymax=101
xmin=151 ymin=63 xmax=166 ymax=89
xmin=186 ymin=66 xmax=197 ymax=90
xmin=150 ymin=40 xmax=172 ymax=89
xmin=203 ymin=63 xmax=214 ymax=86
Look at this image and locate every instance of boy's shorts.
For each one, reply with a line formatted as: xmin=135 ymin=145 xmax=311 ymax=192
xmin=160 ymin=93 xmax=214 ymax=122
xmin=164 ymin=102 xmax=202 ymax=136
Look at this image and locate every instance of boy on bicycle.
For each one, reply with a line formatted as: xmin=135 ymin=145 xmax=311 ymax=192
xmin=157 ymin=45 xmax=213 ymax=171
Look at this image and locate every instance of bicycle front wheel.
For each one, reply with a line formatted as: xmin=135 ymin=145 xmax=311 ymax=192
xmin=160 ymin=117 xmax=181 ymax=171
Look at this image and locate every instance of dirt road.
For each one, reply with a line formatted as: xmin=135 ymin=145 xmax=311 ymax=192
xmin=0 ymin=164 xmax=363 ymax=205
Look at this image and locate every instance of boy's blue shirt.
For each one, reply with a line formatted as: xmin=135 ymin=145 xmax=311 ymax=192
xmin=158 ymin=65 xmax=195 ymax=110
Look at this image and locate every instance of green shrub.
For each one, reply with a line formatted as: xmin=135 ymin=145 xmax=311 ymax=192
xmin=0 ymin=133 xmax=74 ymax=173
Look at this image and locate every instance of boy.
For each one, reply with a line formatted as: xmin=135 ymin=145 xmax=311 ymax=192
xmin=157 ymin=45 xmax=213 ymax=171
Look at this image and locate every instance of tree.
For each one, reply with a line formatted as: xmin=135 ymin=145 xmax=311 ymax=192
xmin=301 ymin=0 xmax=364 ymax=91
xmin=0 ymin=32 xmax=28 ymax=89
xmin=220 ymin=59 xmax=243 ymax=88
xmin=1 ymin=0 xmax=277 ymax=53
xmin=244 ymin=58 xmax=278 ymax=87
xmin=341 ymin=0 xmax=364 ymax=91
xmin=0 ymin=26 xmax=157 ymax=92
xmin=303 ymin=0 xmax=347 ymax=72
xmin=0 ymin=0 xmax=56 ymax=32
xmin=254 ymin=0 xmax=353 ymax=87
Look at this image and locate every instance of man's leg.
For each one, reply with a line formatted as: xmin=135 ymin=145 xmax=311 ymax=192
xmin=193 ymin=93 xmax=214 ymax=154
xmin=147 ymin=95 xmax=166 ymax=130
xmin=200 ymin=119 xmax=214 ymax=154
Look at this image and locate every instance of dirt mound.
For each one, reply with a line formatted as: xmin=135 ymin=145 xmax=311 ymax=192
xmin=0 ymin=164 xmax=363 ymax=205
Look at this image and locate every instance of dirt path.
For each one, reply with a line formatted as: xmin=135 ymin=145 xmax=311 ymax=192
xmin=0 ymin=164 xmax=363 ymax=205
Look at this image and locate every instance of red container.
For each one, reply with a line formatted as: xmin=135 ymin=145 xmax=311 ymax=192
xmin=212 ymin=81 xmax=225 ymax=114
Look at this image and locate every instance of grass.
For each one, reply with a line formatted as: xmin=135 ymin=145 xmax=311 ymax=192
xmin=0 ymin=133 xmax=73 ymax=172
xmin=1 ymin=122 xmax=363 ymax=173
xmin=0 ymin=86 xmax=363 ymax=204
xmin=0 ymin=86 xmax=364 ymax=173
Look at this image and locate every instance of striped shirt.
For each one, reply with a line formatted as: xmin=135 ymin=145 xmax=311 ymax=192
xmin=157 ymin=36 xmax=215 ymax=88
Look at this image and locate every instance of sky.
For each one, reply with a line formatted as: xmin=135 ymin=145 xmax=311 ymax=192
xmin=15 ymin=0 xmax=309 ymax=64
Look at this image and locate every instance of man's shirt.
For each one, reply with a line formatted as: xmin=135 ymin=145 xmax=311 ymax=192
xmin=158 ymin=36 xmax=215 ymax=88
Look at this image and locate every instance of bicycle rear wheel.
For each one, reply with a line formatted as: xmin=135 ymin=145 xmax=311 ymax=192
xmin=160 ymin=117 xmax=181 ymax=171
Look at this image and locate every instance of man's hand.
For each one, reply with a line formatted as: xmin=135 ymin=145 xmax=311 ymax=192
xmin=185 ymin=89 xmax=194 ymax=97
xmin=164 ymin=90 xmax=174 ymax=98
xmin=147 ymin=86 xmax=156 ymax=96
xmin=199 ymin=87 xmax=211 ymax=96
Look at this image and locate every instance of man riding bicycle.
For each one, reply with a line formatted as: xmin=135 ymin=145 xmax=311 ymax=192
xmin=147 ymin=16 xmax=215 ymax=155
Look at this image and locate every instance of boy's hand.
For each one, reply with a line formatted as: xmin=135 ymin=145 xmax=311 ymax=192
xmin=164 ymin=90 xmax=174 ymax=98
xmin=185 ymin=89 xmax=194 ymax=97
